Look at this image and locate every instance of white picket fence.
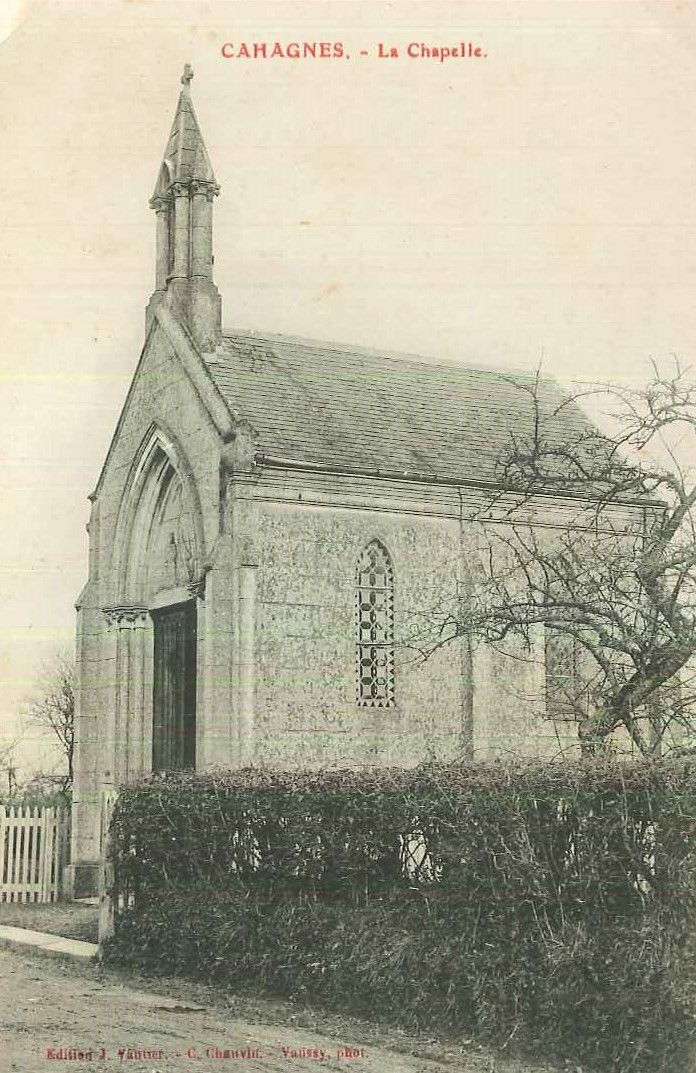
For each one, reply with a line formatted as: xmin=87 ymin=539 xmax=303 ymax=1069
xmin=100 ymin=789 xmax=118 ymax=856
xmin=99 ymin=790 xmax=119 ymax=942
xmin=0 ymin=804 xmax=69 ymax=903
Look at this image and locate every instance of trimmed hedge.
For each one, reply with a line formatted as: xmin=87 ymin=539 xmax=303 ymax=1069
xmin=104 ymin=760 xmax=696 ymax=1071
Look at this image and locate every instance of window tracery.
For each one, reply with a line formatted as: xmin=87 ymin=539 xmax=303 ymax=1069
xmin=356 ymin=540 xmax=395 ymax=707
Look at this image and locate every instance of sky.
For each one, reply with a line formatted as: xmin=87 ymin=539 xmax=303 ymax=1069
xmin=3 ymin=0 xmax=696 ymax=774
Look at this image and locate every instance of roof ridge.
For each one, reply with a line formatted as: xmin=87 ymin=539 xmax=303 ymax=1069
xmin=216 ymin=328 xmax=549 ymax=384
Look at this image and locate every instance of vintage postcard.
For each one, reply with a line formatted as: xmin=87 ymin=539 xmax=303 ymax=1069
xmin=2 ymin=1 xmax=696 ymax=1070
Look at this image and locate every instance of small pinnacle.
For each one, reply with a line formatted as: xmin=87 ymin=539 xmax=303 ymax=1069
xmin=181 ymin=64 xmax=193 ymax=87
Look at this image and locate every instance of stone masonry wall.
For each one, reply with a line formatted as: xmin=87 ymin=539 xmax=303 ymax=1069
xmin=246 ymin=496 xmax=472 ymax=769
xmin=71 ymin=321 xmax=225 ymax=878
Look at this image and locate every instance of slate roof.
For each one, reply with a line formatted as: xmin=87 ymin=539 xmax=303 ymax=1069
xmin=204 ymin=331 xmax=592 ymax=485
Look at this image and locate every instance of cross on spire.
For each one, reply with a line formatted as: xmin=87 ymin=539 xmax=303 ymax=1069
xmin=146 ymin=67 xmax=221 ymax=351
xmin=152 ymin=65 xmax=217 ymax=196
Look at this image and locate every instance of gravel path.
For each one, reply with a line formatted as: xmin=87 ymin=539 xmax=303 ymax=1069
xmin=1 ymin=948 xmax=503 ymax=1073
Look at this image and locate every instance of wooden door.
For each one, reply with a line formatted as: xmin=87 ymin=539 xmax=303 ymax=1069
xmin=152 ymin=601 xmax=197 ymax=772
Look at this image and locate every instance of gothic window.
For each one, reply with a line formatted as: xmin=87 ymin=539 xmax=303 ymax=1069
xmin=545 ymin=630 xmax=584 ymax=720
xmin=356 ymin=540 xmax=395 ymax=707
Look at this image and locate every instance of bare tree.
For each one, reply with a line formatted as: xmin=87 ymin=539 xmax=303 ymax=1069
xmin=446 ymin=361 xmax=696 ymax=756
xmin=25 ymin=650 xmax=75 ymax=791
xmin=0 ymin=741 xmax=20 ymax=796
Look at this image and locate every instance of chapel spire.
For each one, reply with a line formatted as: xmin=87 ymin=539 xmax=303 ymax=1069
xmin=146 ymin=66 xmax=222 ymax=352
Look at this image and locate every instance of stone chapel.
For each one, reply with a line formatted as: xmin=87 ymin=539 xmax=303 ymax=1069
xmin=69 ymin=68 xmax=597 ymax=893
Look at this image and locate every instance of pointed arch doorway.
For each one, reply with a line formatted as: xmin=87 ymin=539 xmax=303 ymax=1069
xmin=152 ymin=599 xmax=197 ymax=772
xmin=113 ymin=427 xmax=206 ymax=779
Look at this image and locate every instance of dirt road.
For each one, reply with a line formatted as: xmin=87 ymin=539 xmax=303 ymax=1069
xmin=1 ymin=948 xmax=520 ymax=1073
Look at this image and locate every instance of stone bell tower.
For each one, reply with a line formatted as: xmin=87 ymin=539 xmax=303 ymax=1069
xmin=146 ymin=65 xmax=222 ymax=352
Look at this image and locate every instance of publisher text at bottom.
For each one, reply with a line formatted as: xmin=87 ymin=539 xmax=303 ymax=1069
xmin=45 ymin=1044 xmax=369 ymax=1061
